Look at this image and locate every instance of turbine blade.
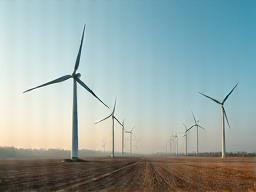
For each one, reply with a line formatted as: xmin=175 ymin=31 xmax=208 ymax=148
xmin=23 ymin=75 xmax=72 ymax=93
xmin=222 ymin=83 xmax=238 ymax=104
xmin=95 ymin=114 xmax=112 ymax=124
xmin=199 ymin=92 xmax=221 ymax=104
xmin=112 ymin=99 xmax=116 ymax=115
xmin=114 ymin=116 xmax=123 ymax=127
xmin=73 ymin=25 xmax=86 ymax=74
xmin=192 ymin=111 xmax=196 ymax=124
xmin=183 ymin=124 xmax=187 ymax=131
xmin=223 ymin=108 xmax=231 ymax=128
xmin=76 ymin=78 xmax=109 ymax=108
xmin=198 ymin=125 xmax=206 ymax=130
xmin=185 ymin=125 xmax=196 ymax=133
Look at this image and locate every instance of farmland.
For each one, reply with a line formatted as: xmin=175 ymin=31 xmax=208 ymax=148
xmin=0 ymin=157 xmax=255 ymax=191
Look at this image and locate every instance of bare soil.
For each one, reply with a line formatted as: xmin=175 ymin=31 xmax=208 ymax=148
xmin=0 ymin=157 xmax=255 ymax=191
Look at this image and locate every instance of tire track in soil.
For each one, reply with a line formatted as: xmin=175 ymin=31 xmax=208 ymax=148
xmin=86 ymin=161 xmax=147 ymax=192
xmin=52 ymin=161 xmax=136 ymax=191
xmin=147 ymin=161 xmax=210 ymax=192
xmin=0 ymin=160 xmax=134 ymax=191
xmin=156 ymin=162 xmax=210 ymax=192
xmin=146 ymin=162 xmax=172 ymax=192
xmin=59 ymin=160 xmax=141 ymax=191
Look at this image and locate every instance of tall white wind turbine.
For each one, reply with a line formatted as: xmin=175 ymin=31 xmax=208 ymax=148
xmin=199 ymin=83 xmax=238 ymax=158
xmin=95 ymin=100 xmax=122 ymax=158
xmin=185 ymin=112 xmax=205 ymax=156
xmin=23 ymin=25 xmax=109 ymax=161
xmin=125 ymin=127 xmax=134 ymax=154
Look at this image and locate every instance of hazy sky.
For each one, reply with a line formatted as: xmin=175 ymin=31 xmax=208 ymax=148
xmin=0 ymin=0 xmax=255 ymax=154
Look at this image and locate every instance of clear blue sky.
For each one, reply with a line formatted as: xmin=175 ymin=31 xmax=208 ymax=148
xmin=0 ymin=0 xmax=255 ymax=153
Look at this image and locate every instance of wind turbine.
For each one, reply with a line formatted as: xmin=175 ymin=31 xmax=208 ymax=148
xmin=23 ymin=25 xmax=109 ymax=161
xmin=185 ymin=112 xmax=205 ymax=156
xmin=95 ymin=100 xmax=122 ymax=158
xmin=169 ymin=136 xmax=173 ymax=154
xmin=183 ymin=124 xmax=188 ymax=156
xmin=125 ymin=127 xmax=134 ymax=154
xmin=102 ymin=140 xmax=106 ymax=153
xmin=171 ymin=134 xmax=178 ymax=156
xmin=121 ymin=120 xmax=125 ymax=156
xmin=199 ymin=83 xmax=238 ymax=158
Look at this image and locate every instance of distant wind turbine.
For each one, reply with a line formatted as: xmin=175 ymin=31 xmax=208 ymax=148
xmin=171 ymin=134 xmax=178 ymax=156
xmin=23 ymin=25 xmax=109 ymax=161
xmin=125 ymin=127 xmax=134 ymax=154
xmin=121 ymin=120 xmax=125 ymax=156
xmin=95 ymin=100 xmax=122 ymax=158
xmin=102 ymin=140 xmax=106 ymax=153
xmin=185 ymin=112 xmax=205 ymax=156
xmin=183 ymin=124 xmax=188 ymax=156
xmin=199 ymin=83 xmax=238 ymax=158
xmin=169 ymin=136 xmax=173 ymax=154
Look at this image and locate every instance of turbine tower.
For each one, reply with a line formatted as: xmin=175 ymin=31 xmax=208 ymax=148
xmin=199 ymin=83 xmax=238 ymax=158
xmin=95 ymin=100 xmax=122 ymax=158
xmin=183 ymin=124 xmax=188 ymax=156
xmin=171 ymin=134 xmax=178 ymax=156
xmin=125 ymin=127 xmax=134 ymax=154
xmin=121 ymin=120 xmax=125 ymax=156
xmin=169 ymin=136 xmax=173 ymax=154
xmin=102 ymin=140 xmax=106 ymax=153
xmin=185 ymin=112 xmax=205 ymax=156
xmin=23 ymin=25 xmax=108 ymax=161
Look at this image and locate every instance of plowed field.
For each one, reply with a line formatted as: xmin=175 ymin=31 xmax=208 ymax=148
xmin=0 ymin=157 xmax=255 ymax=191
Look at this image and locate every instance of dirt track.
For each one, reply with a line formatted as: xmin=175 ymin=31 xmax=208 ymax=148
xmin=0 ymin=157 xmax=255 ymax=191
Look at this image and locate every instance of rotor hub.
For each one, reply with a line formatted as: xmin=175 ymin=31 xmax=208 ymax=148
xmin=73 ymin=73 xmax=81 ymax=79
